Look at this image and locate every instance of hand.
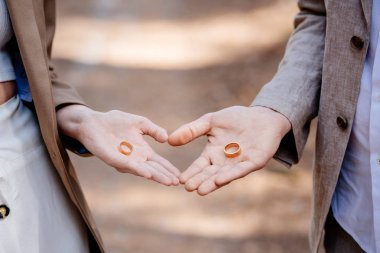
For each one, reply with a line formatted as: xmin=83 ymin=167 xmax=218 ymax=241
xmin=57 ymin=105 xmax=180 ymax=186
xmin=168 ymin=106 xmax=291 ymax=195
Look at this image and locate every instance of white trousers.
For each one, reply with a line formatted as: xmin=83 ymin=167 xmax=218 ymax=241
xmin=0 ymin=96 xmax=89 ymax=253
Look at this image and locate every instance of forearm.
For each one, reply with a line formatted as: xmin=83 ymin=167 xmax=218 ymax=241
xmin=254 ymin=0 xmax=326 ymax=118
xmin=252 ymin=0 xmax=326 ymax=165
xmin=56 ymin=104 xmax=95 ymax=140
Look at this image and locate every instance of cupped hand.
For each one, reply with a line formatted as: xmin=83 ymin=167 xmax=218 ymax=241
xmin=168 ymin=106 xmax=291 ymax=195
xmin=57 ymin=105 xmax=180 ymax=186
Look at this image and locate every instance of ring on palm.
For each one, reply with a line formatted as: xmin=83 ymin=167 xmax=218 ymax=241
xmin=224 ymin=142 xmax=241 ymax=158
xmin=118 ymin=141 xmax=134 ymax=156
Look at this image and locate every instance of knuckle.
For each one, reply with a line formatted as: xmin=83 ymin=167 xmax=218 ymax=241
xmin=188 ymin=125 xmax=198 ymax=138
xmin=203 ymin=112 xmax=214 ymax=119
xmin=139 ymin=116 xmax=148 ymax=122
xmin=152 ymin=126 xmax=160 ymax=136
xmin=108 ymin=109 xmax=122 ymax=116
xmin=137 ymin=116 xmax=150 ymax=126
xmin=230 ymin=105 xmax=241 ymax=110
xmin=202 ymin=113 xmax=213 ymax=123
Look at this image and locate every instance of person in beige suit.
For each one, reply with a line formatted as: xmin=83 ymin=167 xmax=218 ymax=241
xmin=0 ymin=0 xmax=180 ymax=252
xmin=169 ymin=0 xmax=378 ymax=252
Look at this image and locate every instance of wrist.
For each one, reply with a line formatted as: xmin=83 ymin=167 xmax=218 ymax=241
xmin=249 ymin=106 xmax=291 ymax=137
xmin=56 ymin=104 xmax=95 ymax=140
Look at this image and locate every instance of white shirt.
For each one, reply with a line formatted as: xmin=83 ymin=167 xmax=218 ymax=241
xmin=0 ymin=0 xmax=15 ymax=82
xmin=332 ymin=1 xmax=380 ymax=252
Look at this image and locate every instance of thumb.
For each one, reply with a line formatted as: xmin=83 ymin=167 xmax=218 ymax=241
xmin=140 ymin=118 xmax=168 ymax=143
xmin=168 ymin=113 xmax=212 ymax=146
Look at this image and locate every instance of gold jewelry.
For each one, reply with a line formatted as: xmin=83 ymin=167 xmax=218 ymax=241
xmin=118 ymin=141 xmax=133 ymax=156
xmin=224 ymin=142 xmax=241 ymax=158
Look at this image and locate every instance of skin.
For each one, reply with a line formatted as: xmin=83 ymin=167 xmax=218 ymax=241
xmin=168 ymin=106 xmax=291 ymax=196
xmin=57 ymin=104 xmax=180 ymax=186
xmin=0 ymin=81 xmax=16 ymax=104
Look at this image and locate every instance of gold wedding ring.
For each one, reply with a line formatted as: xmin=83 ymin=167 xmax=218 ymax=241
xmin=118 ymin=141 xmax=134 ymax=156
xmin=224 ymin=142 xmax=241 ymax=158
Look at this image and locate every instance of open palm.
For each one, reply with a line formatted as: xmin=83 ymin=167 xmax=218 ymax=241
xmin=169 ymin=106 xmax=291 ymax=195
xmin=58 ymin=106 xmax=180 ymax=186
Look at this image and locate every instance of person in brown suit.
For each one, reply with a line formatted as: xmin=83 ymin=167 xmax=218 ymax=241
xmin=169 ymin=0 xmax=378 ymax=252
xmin=0 ymin=0 xmax=179 ymax=252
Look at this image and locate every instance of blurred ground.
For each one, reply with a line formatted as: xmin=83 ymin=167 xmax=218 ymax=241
xmin=52 ymin=0 xmax=317 ymax=252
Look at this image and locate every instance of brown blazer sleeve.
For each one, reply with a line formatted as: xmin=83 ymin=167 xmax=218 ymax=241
xmin=251 ymin=0 xmax=326 ymax=166
xmin=41 ymin=0 xmax=91 ymax=155
xmin=43 ymin=0 xmax=86 ymax=109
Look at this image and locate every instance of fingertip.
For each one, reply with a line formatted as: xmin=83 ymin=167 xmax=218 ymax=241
xmin=156 ymin=128 xmax=169 ymax=143
xmin=179 ymin=174 xmax=188 ymax=184
xmin=168 ymin=131 xmax=183 ymax=146
xmin=197 ymin=189 xmax=209 ymax=196
xmin=168 ymin=125 xmax=193 ymax=146
xmin=167 ymin=138 xmax=176 ymax=146
xmin=185 ymin=187 xmax=195 ymax=192
xmin=168 ymin=175 xmax=180 ymax=186
xmin=185 ymin=181 xmax=197 ymax=192
xmin=171 ymin=178 xmax=180 ymax=186
xmin=143 ymin=119 xmax=169 ymax=143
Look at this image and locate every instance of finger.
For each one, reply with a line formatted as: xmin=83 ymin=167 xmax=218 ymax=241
xmin=150 ymin=153 xmax=181 ymax=177
xmin=197 ymin=175 xmax=221 ymax=196
xmin=198 ymin=166 xmax=234 ymax=196
xmin=97 ymin=144 xmax=161 ymax=180
xmin=147 ymin=161 xmax=179 ymax=186
xmin=179 ymin=156 xmax=210 ymax=184
xmin=168 ymin=114 xmax=212 ymax=146
xmin=185 ymin=165 xmax=219 ymax=192
xmin=140 ymin=118 xmax=168 ymax=143
xmin=113 ymin=158 xmax=153 ymax=179
xmin=215 ymin=161 xmax=256 ymax=186
xmin=144 ymin=162 xmax=173 ymax=186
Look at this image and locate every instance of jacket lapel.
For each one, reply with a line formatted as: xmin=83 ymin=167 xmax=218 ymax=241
xmin=361 ymin=0 xmax=372 ymax=28
xmin=5 ymin=0 xmax=77 ymax=197
xmin=6 ymin=0 xmax=57 ymax=144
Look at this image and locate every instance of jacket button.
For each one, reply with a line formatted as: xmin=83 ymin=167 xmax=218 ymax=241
xmin=0 ymin=205 xmax=10 ymax=219
xmin=336 ymin=116 xmax=348 ymax=130
xmin=350 ymin=36 xmax=364 ymax=50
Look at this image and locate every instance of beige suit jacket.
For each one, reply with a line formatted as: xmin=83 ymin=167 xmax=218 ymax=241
xmin=252 ymin=0 xmax=372 ymax=252
xmin=6 ymin=0 xmax=104 ymax=252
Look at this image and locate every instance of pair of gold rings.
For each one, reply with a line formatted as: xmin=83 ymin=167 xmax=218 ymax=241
xmin=118 ymin=141 xmax=242 ymax=159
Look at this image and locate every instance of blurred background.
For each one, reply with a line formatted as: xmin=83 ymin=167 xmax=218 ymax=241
xmin=52 ymin=0 xmax=317 ymax=252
